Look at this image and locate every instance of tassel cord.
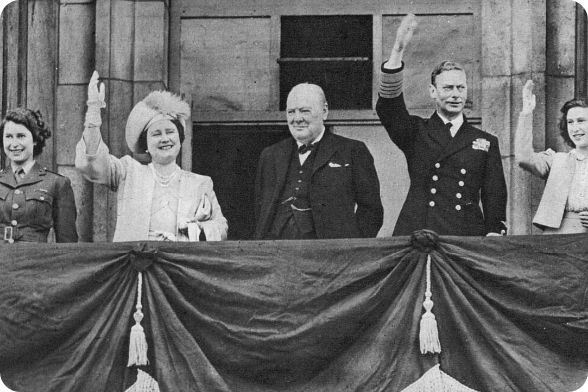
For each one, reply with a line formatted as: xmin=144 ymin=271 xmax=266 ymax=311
xmin=128 ymin=271 xmax=149 ymax=366
xmin=419 ymin=254 xmax=442 ymax=354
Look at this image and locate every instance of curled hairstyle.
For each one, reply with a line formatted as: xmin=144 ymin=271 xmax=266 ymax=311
xmin=0 ymin=108 xmax=51 ymax=156
xmin=137 ymin=118 xmax=185 ymax=154
xmin=431 ymin=61 xmax=465 ymax=85
xmin=559 ymin=98 xmax=588 ymax=148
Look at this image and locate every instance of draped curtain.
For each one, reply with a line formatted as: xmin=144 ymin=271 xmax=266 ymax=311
xmin=0 ymin=233 xmax=587 ymax=391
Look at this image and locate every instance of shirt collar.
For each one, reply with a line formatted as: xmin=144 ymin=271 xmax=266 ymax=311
xmin=296 ymin=127 xmax=326 ymax=148
xmin=12 ymin=160 xmax=36 ymax=175
xmin=437 ymin=112 xmax=464 ymax=129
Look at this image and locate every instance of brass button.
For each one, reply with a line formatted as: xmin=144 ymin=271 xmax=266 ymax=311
xmin=435 ymin=163 xmax=440 ymax=169
xmin=429 ymin=201 xmax=435 ymax=207
xmin=11 ymin=220 xmax=17 ymax=226
xmin=456 ymin=193 xmax=462 ymax=199
xmin=461 ymin=169 xmax=467 ymax=174
xmin=12 ymin=203 xmax=19 ymax=210
xmin=14 ymin=189 xmax=22 ymax=195
xmin=455 ymin=205 xmax=462 ymax=211
xmin=458 ymin=181 xmax=465 ymax=187
xmin=430 ymin=188 xmax=437 ymax=194
xmin=432 ymin=175 xmax=439 ymax=181
xmin=7 ymin=238 xmax=14 ymax=244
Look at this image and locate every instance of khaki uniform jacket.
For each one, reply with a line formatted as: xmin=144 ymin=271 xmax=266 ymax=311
xmin=0 ymin=162 xmax=78 ymax=243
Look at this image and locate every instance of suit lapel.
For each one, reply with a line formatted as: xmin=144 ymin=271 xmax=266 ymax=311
xmin=422 ymin=113 xmax=452 ymax=166
xmin=312 ymin=131 xmax=341 ymax=174
xmin=0 ymin=168 xmax=17 ymax=188
xmin=272 ymin=139 xmax=295 ymax=201
xmin=436 ymin=120 xmax=478 ymax=163
xmin=426 ymin=113 xmax=452 ymax=147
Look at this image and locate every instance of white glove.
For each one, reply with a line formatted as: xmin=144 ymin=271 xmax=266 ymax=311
xmin=521 ymin=80 xmax=536 ymax=114
xmin=153 ymin=230 xmax=177 ymax=241
xmin=195 ymin=195 xmax=212 ymax=221
xmin=84 ymin=70 xmax=106 ymax=128
xmin=176 ymin=196 xmax=213 ymax=241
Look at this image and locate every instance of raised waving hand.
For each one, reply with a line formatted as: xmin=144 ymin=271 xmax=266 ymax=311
xmin=385 ymin=13 xmax=418 ymax=69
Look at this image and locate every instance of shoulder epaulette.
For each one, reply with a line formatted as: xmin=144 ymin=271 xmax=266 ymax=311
xmin=43 ymin=167 xmax=65 ymax=177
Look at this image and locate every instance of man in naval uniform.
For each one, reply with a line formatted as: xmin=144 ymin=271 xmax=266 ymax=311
xmin=376 ymin=14 xmax=507 ymax=236
xmin=254 ymin=83 xmax=384 ymax=240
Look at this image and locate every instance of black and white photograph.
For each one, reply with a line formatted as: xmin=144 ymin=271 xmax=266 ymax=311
xmin=0 ymin=0 xmax=587 ymax=390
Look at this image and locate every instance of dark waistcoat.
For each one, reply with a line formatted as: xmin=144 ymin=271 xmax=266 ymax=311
xmin=270 ymin=147 xmax=317 ymax=236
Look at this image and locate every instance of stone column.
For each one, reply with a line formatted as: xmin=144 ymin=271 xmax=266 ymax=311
xmin=0 ymin=1 xmax=27 ymax=168
xmin=511 ymin=0 xmax=548 ymax=235
xmin=56 ymin=0 xmax=96 ymax=241
xmin=28 ymin=0 xmax=58 ymax=171
xmin=481 ymin=0 xmax=547 ymax=234
xmin=91 ymin=0 xmax=169 ymax=242
xmin=546 ymin=0 xmax=576 ymax=153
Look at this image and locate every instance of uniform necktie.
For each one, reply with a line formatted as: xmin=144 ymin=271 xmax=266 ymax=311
xmin=445 ymin=122 xmax=454 ymax=138
xmin=14 ymin=168 xmax=25 ymax=183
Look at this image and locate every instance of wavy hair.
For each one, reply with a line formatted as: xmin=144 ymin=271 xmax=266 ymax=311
xmin=558 ymin=98 xmax=588 ymax=148
xmin=0 ymin=108 xmax=51 ymax=156
xmin=430 ymin=61 xmax=465 ymax=85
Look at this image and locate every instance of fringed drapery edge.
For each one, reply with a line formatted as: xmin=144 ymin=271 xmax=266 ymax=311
xmin=400 ymin=365 xmax=479 ymax=392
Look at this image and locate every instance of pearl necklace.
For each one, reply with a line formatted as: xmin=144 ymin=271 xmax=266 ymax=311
xmin=149 ymin=163 xmax=180 ymax=188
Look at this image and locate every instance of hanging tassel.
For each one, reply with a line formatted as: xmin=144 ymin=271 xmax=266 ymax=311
xmin=124 ymin=369 xmax=161 ymax=392
xmin=128 ymin=272 xmax=149 ymax=366
xmin=419 ymin=254 xmax=441 ymax=354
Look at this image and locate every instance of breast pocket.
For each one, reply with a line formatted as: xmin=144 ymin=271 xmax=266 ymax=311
xmin=25 ymin=190 xmax=54 ymax=226
xmin=317 ymin=164 xmax=353 ymax=190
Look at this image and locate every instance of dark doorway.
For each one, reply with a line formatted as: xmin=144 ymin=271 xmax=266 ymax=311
xmin=192 ymin=125 xmax=290 ymax=240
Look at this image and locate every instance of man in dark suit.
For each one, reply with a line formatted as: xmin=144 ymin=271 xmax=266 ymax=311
xmin=376 ymin=14 xmax=507 ymax=236
xmin=254 ymin=83 xmax=384 ymax=240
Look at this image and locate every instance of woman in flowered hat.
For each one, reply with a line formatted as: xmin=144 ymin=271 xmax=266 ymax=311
xmin=75 ymin=71 xmax=227 ymax=242
xmin=515 ymin=80 xmax=588 ymax=234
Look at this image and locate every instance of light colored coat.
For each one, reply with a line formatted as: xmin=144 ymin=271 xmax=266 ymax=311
xmin=75 ymin=138 xmax=227 ymax=242
xmin=515 ymin=110 xmax=580 ymax=230
xmin=518 ymin=149 xmax=577 ymax=230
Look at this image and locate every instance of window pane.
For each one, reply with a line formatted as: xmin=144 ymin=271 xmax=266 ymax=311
xmin=281 ymin=15 xmax=372 ymax=58
xmin=280 ymin=15 xmax=373 ymax=110
xmin=279 ymin=61 xmax=372 ymax=110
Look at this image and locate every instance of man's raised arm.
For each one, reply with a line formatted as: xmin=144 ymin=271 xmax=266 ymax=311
xmin=384 ymin=13 xmax=417 ymax=70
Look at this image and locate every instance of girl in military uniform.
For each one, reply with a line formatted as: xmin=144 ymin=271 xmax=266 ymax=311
xmin=0 ymin=108 xmax=78 ymax=243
